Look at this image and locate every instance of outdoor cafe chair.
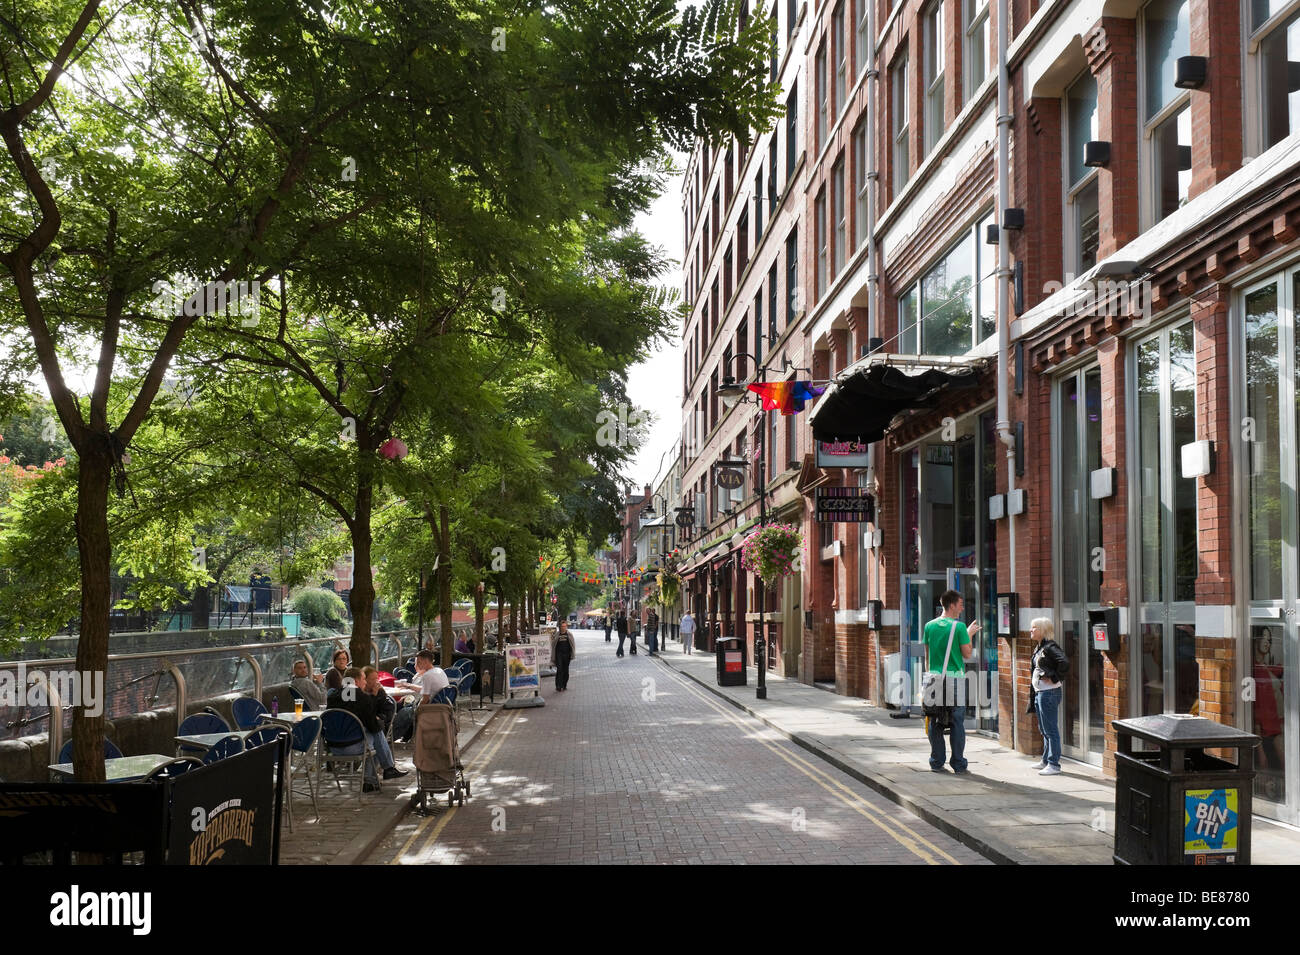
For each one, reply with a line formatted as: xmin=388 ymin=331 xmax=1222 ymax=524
xmin=319 ymin=709 xmax=376 ymax=804
xmin=393 ymin=667 xmax=415 ymax=682
xmin=244 ymin=724 xmax=289 ymax=750
xmin=57 ymin=738 xmax=123 ymax=765
xmin=287 ymin=715 xmax=322 ymax=827
xmin=287 ymin=684 xmax=304 ymax=704
xmin=177 ymin=712 xmax=231 ymax=757
xmin=455 ymin=671 xmax=478 ymax=725
xmin=201 ymin=734 xmax=244 ymax=765
xmin=232 ymin=696 xmax=270 ymax=730
xmin=144 ymin=757 xmax=202 ymax=780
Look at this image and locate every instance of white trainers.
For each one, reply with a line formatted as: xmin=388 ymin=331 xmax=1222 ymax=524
xmin=1039 ymin=765 xmax=1062 ymax=776
xmin=1034 ymin=758 xmax=1047 ymax=770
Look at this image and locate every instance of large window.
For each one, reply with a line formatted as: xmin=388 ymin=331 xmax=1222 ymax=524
xmin=895 ymin=215 xmax=996 ymax=355
xmin=892 ymin=52 xmax=910 ymax=194
xmin=1066 ymin=71 xmax=1101 ymax=275
xmin=767 ymin=263 xmax=779 ymax=343
xmin=833 ymin=1 xmax=847 ymax=117
xmin=963 ymin=0 xmax=989 ymax=103
xmin=1254 ymin=1 xmax=1300 ymax=151
xmin=853 ymin=120 xmax=869 ymax=249
xmin=815 ymin=186 xmax=828 ymax=299
xmin=924 ymin=2 xmax=945 ymax=156
xmin=754 ymin=170 xmax=764 ymax=241
xmin=787 ymin=82 xmax=799 ymax=185
xmin=1142 ymin=0 xmax=1192 ymax=224
xmin=785 ymin=226 xmax=799 ymax=326
xmin=817 ymin=41 xmax=829 ymax=148
xmin=832 ymin=157 xmax=846 ymax=275
xmin=856 ymin=0 xmax=869 ymax=78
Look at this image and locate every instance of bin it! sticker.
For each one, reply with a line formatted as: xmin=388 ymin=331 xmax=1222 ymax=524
xmin=1183 ymin=788 xmax=1238 ymax=856
xmin=724 ymin=651 xmax=742 ymax=673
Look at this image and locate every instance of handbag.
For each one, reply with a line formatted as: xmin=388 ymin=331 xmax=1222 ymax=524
xmin=921 ymin=618 xmax=960 ymax=723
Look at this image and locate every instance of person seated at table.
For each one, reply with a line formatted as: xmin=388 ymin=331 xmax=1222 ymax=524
xmin=290 ymin=660 xmax=328 ymax=711
xmin=325 ymin=649 xmax=350 ymax=692
xmin=390 ymin=649 xmax=449 ymax=742
xmin=455 ymin=634 xmax=475 ymax=654
xmin=362 ymin=665 xmax=396 ymax=735
xmin=326 ymin=668 xmax=407 ymax=791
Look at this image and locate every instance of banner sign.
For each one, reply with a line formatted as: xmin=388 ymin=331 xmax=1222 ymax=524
xmin=167 ymin=741 xmax=281 ymax=865
xmin=816 ymin=486 xmax=875 ymax=523
xmin=816 ymin=439 xmax=870 ymax=469
xmin=507 ymin=645 xmax=540 ymax=695
xmin=527 ymin=633 xmax=553 ymax=671
xmin=0 ymin=782 xmax=168 ymax=863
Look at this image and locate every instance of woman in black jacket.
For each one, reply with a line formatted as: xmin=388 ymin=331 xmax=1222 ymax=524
xmin=1028 ymin=617 xmax=1069 ymax=776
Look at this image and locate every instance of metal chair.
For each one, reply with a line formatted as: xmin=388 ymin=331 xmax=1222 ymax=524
xmin=393 ymin=667 xmax=415 ymax=682
xmin=177 ymin=712 xmax=231 ymax=757
xmin=144 ymin=757 xmax=202 ymax=780
xmin=244 ymin=724 xmax=288 ymax=749
xmin=455 ymin=671 xmax=478 ymax=724
xmin=319 ymin=709 xmax=376 ymax=803
xmin=56 ymin=738 xmax=124 ymax=764
xmin=201 ymin=734 xmax=244 ymax=764
xmin=232 ymin=696 xmax=269 ymax=730
xmin=287 ymin=715 xmax=322 ymax=827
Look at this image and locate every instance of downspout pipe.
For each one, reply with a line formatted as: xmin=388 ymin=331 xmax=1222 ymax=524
xmin=865 ymin=0 xmax=881 ymax=603
xmin=995 ymin=0 xmax=1018 ymax=748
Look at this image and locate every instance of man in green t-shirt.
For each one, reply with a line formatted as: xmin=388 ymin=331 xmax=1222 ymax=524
xmin=922 ymin=589 xmax=980 ymax=773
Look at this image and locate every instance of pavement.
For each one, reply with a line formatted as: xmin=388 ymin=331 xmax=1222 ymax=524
xmin=370 ymin=628 xmax=988 ymax=864
xmin=277 ymin=698 xmax=502 ymax=865
xmin=652 ymin=635 xmax=1300 ymax=865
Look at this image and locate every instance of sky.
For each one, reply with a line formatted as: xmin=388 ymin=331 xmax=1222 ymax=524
xmin=624 ymin=165 xmax=686 ymax=496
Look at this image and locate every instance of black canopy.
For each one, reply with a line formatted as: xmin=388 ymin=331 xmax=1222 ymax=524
xmin=810 ymin=360 xmax=985 ymax=444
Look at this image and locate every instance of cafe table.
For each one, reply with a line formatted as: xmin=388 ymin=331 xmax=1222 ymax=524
xmin=174 ymin=729 xmax=260 ymax=754
xmin=48 ymin=754 xmax=174 ymax=782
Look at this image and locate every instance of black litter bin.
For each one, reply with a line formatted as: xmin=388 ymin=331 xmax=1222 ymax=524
xmin=1113 ymin=714 xmax=1259 ymax=866
xmin=715 ymin=635 xmax=747 ymax=687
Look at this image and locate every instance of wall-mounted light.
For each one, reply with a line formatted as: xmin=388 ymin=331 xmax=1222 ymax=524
xmin=988 ymin=493 xmax=1006 ymax=520
xmin=1090 ymin=466 xmax=1117 ymax=499
xmin=1007 ymin=488 xmax=1027 ymax=516
xmin=1083 ymin=140 xmax=1111 ymax=167
xmin=1181 ymin=439 xmax=1214 ymax=478
xmin=1002 ymin=208 xmax=1025 ymax=230
xmin=985 ymin=223 xmax=999 ymax=244
xmin=1174 ymin=55 xmax=1207 ymax=89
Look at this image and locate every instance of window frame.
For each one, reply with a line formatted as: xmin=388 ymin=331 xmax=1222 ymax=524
xmin=1245 ymin=0 xmax=1300 ymax=157
xmin=817 ymin=40 xmax=829 ymax=148
xmin=963 ymin=0 xmax=989 ymax=104
xmin=1138 ymin=0 xmax=1193 ymax=229
xmin=894 ymin=212 xmax=996 ymax=357
xmin=834 ymin=0 xmax=848 ymax=118
xmin=832 ymin=156 xmax=847 ymax=276
xmin=923 ymin=1 xmax=945 ymax=157
xmin=815 ymin=186 xmax=828 ymax=300
xmin=892 ymin=50 xmax=910 ymax=195
xmin=1064 ymin=69 xmax=1102 ymax=277
xmin=853 ymin=119 xmax=869 ymax=249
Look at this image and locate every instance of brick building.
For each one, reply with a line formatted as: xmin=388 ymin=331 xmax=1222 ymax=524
xmin=677 ymin=0 xmax=811 ymax=675
xmin=674 ymin=0 xmax=1299 ymax=825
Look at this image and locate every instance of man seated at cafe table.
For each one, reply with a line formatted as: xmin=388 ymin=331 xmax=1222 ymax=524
xmin=390 ymin=649 xmax=449 ymax=742
xmin=290 ymin=660 xmax=328 ymax=710
xmin=326 ymin=668 xmax=407 ymax=791
xmin=362 ymin=665 xmax=396 ymax=735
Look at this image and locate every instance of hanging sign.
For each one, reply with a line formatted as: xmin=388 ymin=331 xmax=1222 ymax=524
xmin=675 ymin=507 xmax=695 ymax=528
xmin=715 ymin=467 xmax=745 ymax=490
xmin=816 ymin=439 xmax=870 ymax=469
xmin=815 ymin=486 xmax=875 ymax=523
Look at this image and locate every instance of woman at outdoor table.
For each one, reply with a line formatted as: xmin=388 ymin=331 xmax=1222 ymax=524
xmin=455 ymin=633 xmax=474 ymax=654
xmin=325 ymin=649 xmax=350 ymax=691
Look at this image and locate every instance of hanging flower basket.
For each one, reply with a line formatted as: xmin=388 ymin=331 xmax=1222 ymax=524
xmin=657 ymin=570 xmax=680 ymax=608
xmin=740 ymin=523 xmax=803 ymax=585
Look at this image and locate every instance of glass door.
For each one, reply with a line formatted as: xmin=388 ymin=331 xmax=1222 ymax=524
xmin=1241 ymin=272 xmax=1299 ymax=824
xmin=1056 ymin=367 xmax=1106 ymax=763
xmin=901 ymin=574 xmax=947 ymax=706
xmin=1133 ymin=322 xmax=1200 ymax=717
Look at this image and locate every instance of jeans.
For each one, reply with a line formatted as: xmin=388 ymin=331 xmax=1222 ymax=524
xmin=647 ymin=628 xmax=658 ymax=654
xmin=1034 ymin=686 xmax=1062 ymax=768
xmin=616 ymin=632 xmax=626 ymax=656
xmin=604 ymin=628 xmax=612 ymax=642
xmin=927 ymin=710 xmax=967 ymax=771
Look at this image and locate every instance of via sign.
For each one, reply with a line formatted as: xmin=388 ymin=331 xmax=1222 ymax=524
xmin=715 ymin=467 xmax=744 ymax=490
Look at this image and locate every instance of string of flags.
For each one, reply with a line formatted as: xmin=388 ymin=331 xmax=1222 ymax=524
xmin=747 ymin=380 xmax=826 ymax=415
xmin=537 ymin=551 xmax=683 ymax=588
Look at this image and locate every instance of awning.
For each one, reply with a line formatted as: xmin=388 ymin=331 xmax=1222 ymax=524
xmin=810 ymin=354 xmax=986 ymax=444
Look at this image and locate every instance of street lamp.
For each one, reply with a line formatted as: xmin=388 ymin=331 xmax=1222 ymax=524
xmin=715 ymin=352 xmax=772 ymax=700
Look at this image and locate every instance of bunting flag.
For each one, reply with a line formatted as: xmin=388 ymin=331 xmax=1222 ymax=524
xmin=746 ymin=380 xmax=826 ymax=415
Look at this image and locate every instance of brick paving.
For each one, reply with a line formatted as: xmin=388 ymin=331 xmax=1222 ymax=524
xmin=372 ymin=629 xmax=987 ymax=865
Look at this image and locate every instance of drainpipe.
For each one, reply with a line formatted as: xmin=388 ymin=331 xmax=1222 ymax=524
xmin=995 ymin=0 xmax=1018 ymax=749
xmin=865 ymin=0 xmax=880 ymax=608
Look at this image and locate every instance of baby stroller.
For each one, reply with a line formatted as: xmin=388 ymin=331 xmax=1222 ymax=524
xmin=410 ymin=701 xmax=468 ymax=815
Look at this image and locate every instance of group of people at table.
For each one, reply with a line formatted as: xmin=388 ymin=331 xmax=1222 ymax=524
xmin=288 ymin=648 xmax=451 ymax=793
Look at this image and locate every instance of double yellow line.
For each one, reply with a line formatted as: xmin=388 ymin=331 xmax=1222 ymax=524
xmin=388 ymin=710 xmax=517 ymax=864
xmin=662 ymin=664 xmax=962 ymax=865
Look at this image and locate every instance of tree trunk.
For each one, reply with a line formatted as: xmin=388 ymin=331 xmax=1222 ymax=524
xmin=474 ymin=585 xmax=485 ymax=648
xmin=438 ymin=504 xmax=453 ymax=667
xmin=495 ymin=587 xmax=504 ymax=645
xmin=72 ymin=447 xmax=113 ymax=782
xmin=348 ymin=482 xmax=375 ymax=670
xmin=509 ymin=592 xmax=518 ymax=645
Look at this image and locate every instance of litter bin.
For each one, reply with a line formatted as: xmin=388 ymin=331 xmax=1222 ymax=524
xmin=715 ymin=635 xmax=747 ymax=687
xmin=1112 ymin=714 xmax=1259 ymax=866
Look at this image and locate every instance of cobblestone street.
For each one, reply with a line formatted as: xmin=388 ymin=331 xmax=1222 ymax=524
xmin=374 ymin=630 xmax=989 ymax=865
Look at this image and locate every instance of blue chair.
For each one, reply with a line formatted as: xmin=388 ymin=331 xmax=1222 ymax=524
xmin=287 ymin=684 xmax=304 ymax=703
xmin=244 ymin=725 xmax=288 ymax=750
xmin=287 ymin=715 xmax=322 ymax=827
xmin=431 ymin=686 xmax=456 ymax=706
xmin=319 ymin=709 xmax=375 ymax=802
xmin=232 ymin=696 xmax=269 ymax=730
xmin=455 ymin=672 xmax=478 ymax=724
xmin=177 ymin=712 xmax=231 ymax=757
xmin=201 ymin=734 xmax=244 ymax=764
xmin=144 ymin=757 xmax=202 ymax=780
xmin=445 ymin=661 xmax=469 ymax=681
xmin=393 ymin=667 xmax=415 ymax=682
xmin=57 ymin=738 xmax=124 ymax=764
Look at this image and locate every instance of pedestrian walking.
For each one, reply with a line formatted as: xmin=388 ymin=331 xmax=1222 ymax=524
xmin=646 ymin=609 xmax=659 ymax=656
xmin=679 ymin=610 xmax=696 ymax=654
xmin=604 ymin=612 xmax=613 ymax=643
xmin=552 ymin=619 xmax=577 ymax=691
xmin=1028 ymin=616 xmax=1068 ymax=776
xmin=923 ymin=590 xmax=978 ymax=774
xmin=616 ymin=611 xmax=629 ymax=657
